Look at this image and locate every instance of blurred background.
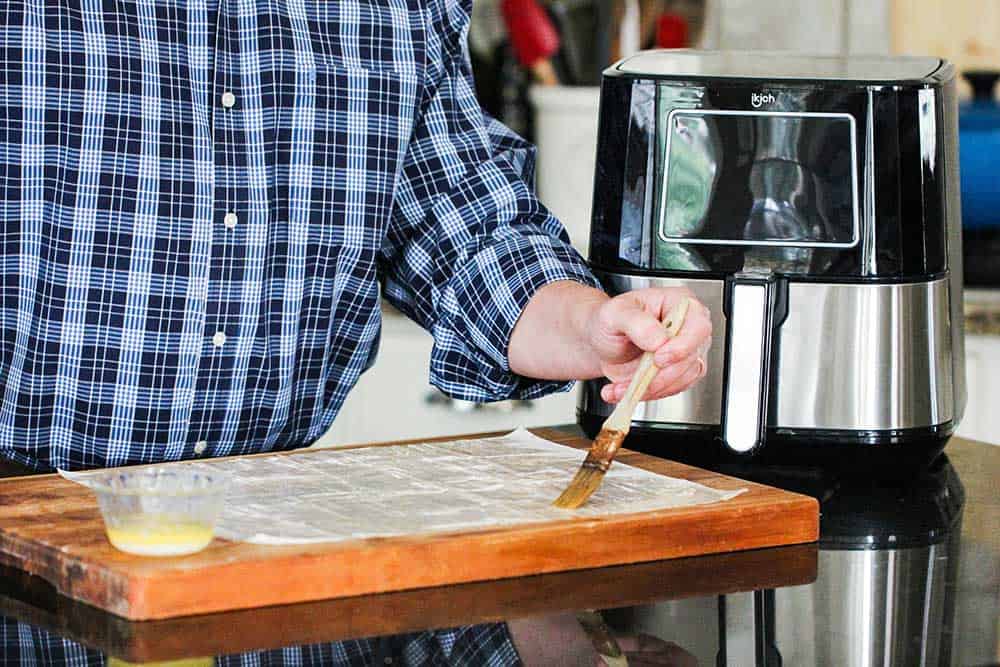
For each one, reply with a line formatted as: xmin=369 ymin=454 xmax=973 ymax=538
xmin=468 ymin=0 xmax=1000 ymax=255
xmin=316 ymin=0 xmax=1000 ymax=453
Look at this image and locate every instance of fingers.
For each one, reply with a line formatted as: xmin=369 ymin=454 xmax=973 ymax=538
xmin=599 ymin=355 xmax=643 ymax=402
xmin=595 ymin=290 xmax=706 ymax=357
xmin=644 ymin=355 xmax=705 ymax=401
xmin=593 ymin=289 xmax=712 ymax=363
xmin=695 ymin=337 xmax=711 ymax=363
xmin=603 ymin=353 xmax=707 ymax=403
xmin=614 ymin=634 xmax=698 ymax=667
xmin=613 ymin=297 xmax=673 ymax=353
xmin=595 ymin=288 xmax=713 ymax=404
xmin=600 ymin=382 xmax=618 ymax=403
xmin=654 ymin=299 xmax=713 ymax=367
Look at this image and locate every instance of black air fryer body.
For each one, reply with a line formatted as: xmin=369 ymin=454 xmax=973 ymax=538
xmin=578 ymin=51 xmax=966 ymax=471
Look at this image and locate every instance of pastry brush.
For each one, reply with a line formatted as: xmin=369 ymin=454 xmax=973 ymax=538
xmin=553 ymin=297 xmax=691 ymax=509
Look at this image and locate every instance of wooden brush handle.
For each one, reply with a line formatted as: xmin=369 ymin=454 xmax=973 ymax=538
xmin=603 ymin=298 xmax=691 ymax=432
xmin=576 ymin=610 xmax=627 ymax=667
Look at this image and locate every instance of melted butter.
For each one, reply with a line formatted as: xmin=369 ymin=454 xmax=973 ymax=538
xmin=106 ymin=519 xmax=214 ymax=556
xmin=108 ymin=658 xmax=213 ymax=667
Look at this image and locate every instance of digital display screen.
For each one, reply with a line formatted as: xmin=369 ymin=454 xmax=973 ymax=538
xmin=657 ymin=110 xmax=858 ymax=248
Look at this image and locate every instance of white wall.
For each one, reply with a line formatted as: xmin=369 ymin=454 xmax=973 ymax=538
xmin=702 ymin=0 xmax=891 ymax=55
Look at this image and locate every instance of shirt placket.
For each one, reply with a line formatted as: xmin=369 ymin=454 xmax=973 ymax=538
xmin=192 ymin=0 xmax=272 ymax=459
xmin=165 ymin=0 xmax=219 ymax=461
xmin=192 ymin=0 xmax=243 ymax=458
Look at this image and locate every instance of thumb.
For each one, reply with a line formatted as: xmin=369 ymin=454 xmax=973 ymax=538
xmin=610 ymin=297 xmax=670 ymax=354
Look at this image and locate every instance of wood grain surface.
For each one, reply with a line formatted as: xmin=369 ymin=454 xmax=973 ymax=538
xmin=0 ymin=428 xmax=818 ymax=621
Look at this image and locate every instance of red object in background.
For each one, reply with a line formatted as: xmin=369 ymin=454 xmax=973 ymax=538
xmin=656 ymin=13 xmax=689 ymax=49
xmin=501 ymin=0 xmax=561 ymax=84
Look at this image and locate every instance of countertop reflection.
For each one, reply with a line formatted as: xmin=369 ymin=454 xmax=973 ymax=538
xmin=612 ymin=434 xmax=999 ymax=667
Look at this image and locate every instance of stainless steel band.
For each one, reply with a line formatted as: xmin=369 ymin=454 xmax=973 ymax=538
xmin=773 ymin=544 xmax=952 ymax=665
xmin=579 ymin=271 xmax=959 ymax=432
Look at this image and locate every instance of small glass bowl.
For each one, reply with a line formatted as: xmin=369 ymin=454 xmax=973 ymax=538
xmin=89 ymin=467 xmax=231 ymax=557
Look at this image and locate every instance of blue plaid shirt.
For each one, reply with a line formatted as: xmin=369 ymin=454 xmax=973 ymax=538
xmin=0 ymin=0 xmax=596 ymax=474
xmin=0 ymin=0 xmax=599 ymax=663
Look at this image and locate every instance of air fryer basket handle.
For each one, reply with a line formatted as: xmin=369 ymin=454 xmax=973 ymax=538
xmin=720 ymin=273 xmax=779 ymax=454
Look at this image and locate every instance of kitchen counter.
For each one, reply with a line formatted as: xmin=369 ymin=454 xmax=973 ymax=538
xmin=965 ymin=288 xmax=1000 ymax=336
xmin=620 ymin=428 xmax=1000 ymax=666
xmin=959 ymin=290 xmax=1000 ymax=444
xmin=0 ymin=427 xmax=997 ymax=665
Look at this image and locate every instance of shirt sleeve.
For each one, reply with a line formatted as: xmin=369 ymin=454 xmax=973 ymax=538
xmin=379 ymin=0 xmax=601 ymax=402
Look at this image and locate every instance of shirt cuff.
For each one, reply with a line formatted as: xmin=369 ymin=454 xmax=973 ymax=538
xmin=429 ymin=229 xmax=602 ymax=402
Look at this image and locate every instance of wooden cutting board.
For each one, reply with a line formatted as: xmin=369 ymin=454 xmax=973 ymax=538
xmin=0 ymin=428 xmax=818 ymax=620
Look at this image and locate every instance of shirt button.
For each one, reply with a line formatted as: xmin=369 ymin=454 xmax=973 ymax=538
xmin=212 ymin=331 xmax=227 ymax=347
xmin=194 ymin=440 xmax=208 ymax=455
xmin=221 ymin=91 xmax=236 ymax=109
xmin=223 ymin=212 xmax=238 ymax=229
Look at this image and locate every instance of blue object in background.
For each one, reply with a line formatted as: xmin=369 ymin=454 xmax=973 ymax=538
xmin=959 ymin=71 xmax=1000 ymax=230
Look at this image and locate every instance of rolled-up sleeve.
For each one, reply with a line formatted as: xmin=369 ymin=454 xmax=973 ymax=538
xmin=379 ymin=0 xmax=600 ymax=402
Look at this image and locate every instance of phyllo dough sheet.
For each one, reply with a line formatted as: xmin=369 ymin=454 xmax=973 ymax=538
xmin=62 ymin=428 xmax=745 ymax=545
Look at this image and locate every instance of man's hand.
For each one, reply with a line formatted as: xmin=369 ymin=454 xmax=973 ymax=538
xmin=587 ymin=288 xmax=712 ymax=404
xmin=609 ymin=633 xmax=699 ymax=667
xmin=509 ymin=281 xmax=713 ymax=402
xmin=507 ymin=614 xmax=698 ymax=667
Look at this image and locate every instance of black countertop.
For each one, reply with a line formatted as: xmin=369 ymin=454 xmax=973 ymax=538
xmin=1 ymin=427 xmax=997 ymax=665
xmin=609 ymin=432 xmax=1000 ymax=667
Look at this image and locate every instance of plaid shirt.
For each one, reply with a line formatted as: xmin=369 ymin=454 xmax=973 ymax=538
xmin=0 ymin=0 xmax=599 ymax=663
xmin=0 ymin=0 xmax=595 ymax=473
xmin=0 ymin=617 xmax=522 ymax=666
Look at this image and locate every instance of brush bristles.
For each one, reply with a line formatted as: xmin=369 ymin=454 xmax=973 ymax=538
xmin=553 ymin=428 xmax=626 ymax=509
xmin=552 ymin=465 xmax=607 ymax=509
